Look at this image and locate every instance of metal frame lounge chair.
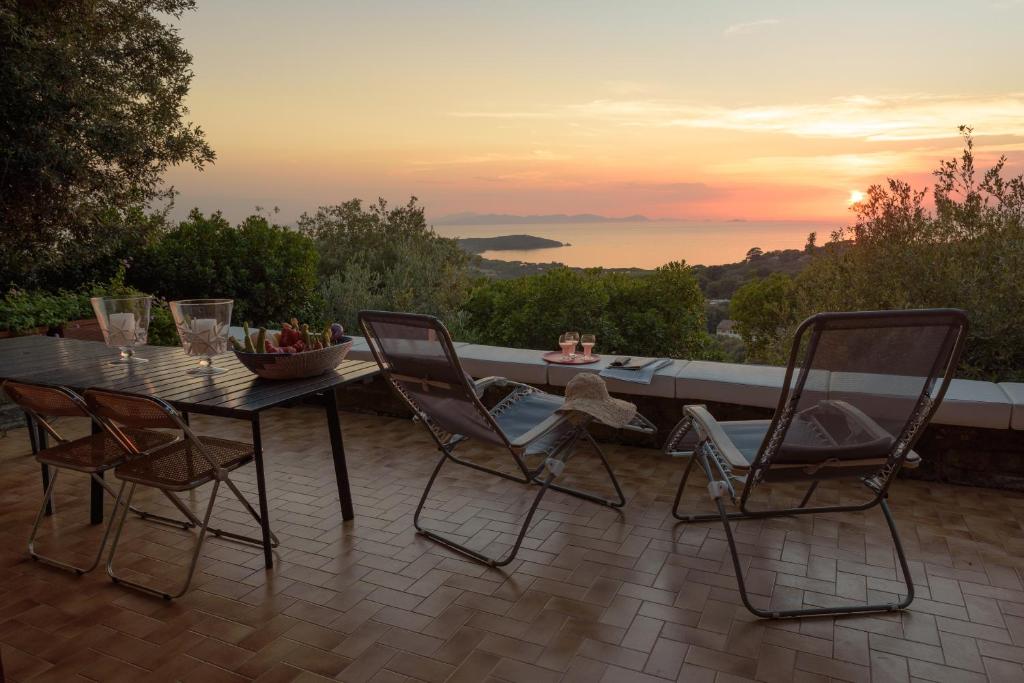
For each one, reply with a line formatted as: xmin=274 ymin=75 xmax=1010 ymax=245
xmin=85 ymin=388 xmax=279 ymax=599
xmin=359 ymin=310 xmax=655 ymax=567
xmin=2 ymin=380 xmax=189 ymax=575
xmin=664 ymin=309 xmax=968 ymax=618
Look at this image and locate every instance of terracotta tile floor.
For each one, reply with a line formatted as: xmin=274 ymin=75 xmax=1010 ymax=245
xmin=1 ymin=406 xmax=1024 ymax=682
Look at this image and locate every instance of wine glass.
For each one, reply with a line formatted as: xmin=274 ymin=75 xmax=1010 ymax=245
xmin=581 ymin=334 xmax=596 ymax=360
xmin=169 ymin=299 xmax=233 ymax=375
xmin=91 ymin=296 xmax=151 ymax=364
xmin=563 ymin=331 xmax=579 ymax=360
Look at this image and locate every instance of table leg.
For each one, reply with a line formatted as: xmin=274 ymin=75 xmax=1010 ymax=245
xmin=26 ymin=413 xmax=53 ymax=516
xmin=325 ymin=389 xmax=355 ymax=521
xmin=90 ymin=420 xmax=103 ymax=525
xmin=251 ymin=414 xmax=273 ymax=569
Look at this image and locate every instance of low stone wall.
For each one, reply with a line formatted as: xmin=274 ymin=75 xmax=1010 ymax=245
xmin=333 ymin=374 xmax=1024 ymax=492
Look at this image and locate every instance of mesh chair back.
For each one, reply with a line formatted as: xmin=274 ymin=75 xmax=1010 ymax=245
xmin=749 ymin=309 xmax=967 ymax=486
xmin=3 ymin=381 xmax=89 ymax=419
xmin=85 ymin=389 xmax=180 ymax=431
xmin=359 ymin=311 xmax=508 ymax=448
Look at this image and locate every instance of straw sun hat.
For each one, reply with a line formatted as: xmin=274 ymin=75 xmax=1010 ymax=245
xmin=557 ymin=372 xmax=637 ymax=428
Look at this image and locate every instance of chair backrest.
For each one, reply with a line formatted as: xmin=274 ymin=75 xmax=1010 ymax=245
xmin=747 ymin=309 xmax=967 ymax=492
xmin=358 ymin=310 xmax=510 ymax=449
xmin=84 ymin=388 xmax=199 ymax=461
xmin=2 ymin=380 xmax=91 ymax=442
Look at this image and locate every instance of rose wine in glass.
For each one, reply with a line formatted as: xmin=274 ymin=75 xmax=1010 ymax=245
xmin=558 ymin=333 xmax=573 ymax=360
xmin=564 ymin=331 xmax=579 ymax=360
xmin=581 ymin=334 xmax=596 ymax=360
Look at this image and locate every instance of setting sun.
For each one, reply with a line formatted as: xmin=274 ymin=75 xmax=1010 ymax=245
xmin=849 ymin=190 xmax=866 ymax=205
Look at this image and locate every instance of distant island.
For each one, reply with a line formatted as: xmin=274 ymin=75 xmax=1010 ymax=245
xmin=436 ymin=212 xmax=650 ymax=226
xmin=456 ymin=234 xmax=567 ymax=253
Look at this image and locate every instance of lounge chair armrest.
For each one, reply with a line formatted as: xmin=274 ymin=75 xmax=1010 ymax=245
xmin=683 ymin=404 xmax=751 ymax=470
xmin=623 ymin=411 xmax=657 ymax=435
xmin=473 ymin=376 xmax=534 ymax=393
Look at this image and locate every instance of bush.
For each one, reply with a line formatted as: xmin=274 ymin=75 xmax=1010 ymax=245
xmin=132 ymin=210 xmax=321 ymax=327
xmin=463 ymin=262 xmax=719 ymax=358
xmin=0 ymin=269 xmax=177 ymax=345
xmin=729 ymin=128 xmax=1024 ymax=380
xmin=0 ymin=289 xmax=83 ymax=334
xmin=298 ymin=197 xmax=470 ymax=332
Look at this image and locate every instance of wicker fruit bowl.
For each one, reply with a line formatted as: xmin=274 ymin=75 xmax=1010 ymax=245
xmin=235 ymin=336 xmax=354 ymax=380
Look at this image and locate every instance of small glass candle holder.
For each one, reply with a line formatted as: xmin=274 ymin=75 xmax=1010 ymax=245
xmin=91 ymin=296 xmax=151 ymax=364
xmin=169 ymin=299 xmax=233 ymax=375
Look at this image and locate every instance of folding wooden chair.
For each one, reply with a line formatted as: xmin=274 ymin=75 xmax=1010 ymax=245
xmin=359 ymin=310 xmax=655 ymax=567
xmin=85 ymin=388 xmax=278 ymax=599
xmin=664 ymin=309 xmax=968 ymax=618
xmin=2 ymin=380 xmax=187 ymax=575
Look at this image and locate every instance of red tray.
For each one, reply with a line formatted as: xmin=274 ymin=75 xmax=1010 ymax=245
xmin=542 ymin=351 xmax=601 ymax=365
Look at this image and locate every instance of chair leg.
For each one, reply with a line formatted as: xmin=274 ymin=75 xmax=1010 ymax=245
xmin=27 ymin=469 xmax=129 ymax=575
xmin=107 ymin=481 xmax=221 ymax=600
xmin=89 ymin=472 xmax=194 ymax=530
xmin=797 ymin=481 xmax=820 ymax=508
xmin=213 ymin=477 xmax=281 ymax=548
xmin=532 ymin=430 xmax=626 ymax=508
xmin=705 ymin=460 xmax=913 ymax=618
xmin=413 ymin=452 xmax=554 ymax=568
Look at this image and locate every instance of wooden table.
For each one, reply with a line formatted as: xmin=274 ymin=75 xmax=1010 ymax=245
xmin=0 ymin=335 xmax=379 ymax=568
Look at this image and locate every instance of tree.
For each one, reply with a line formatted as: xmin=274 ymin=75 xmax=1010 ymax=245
xmin=729 ymin=273 xmax=799 ymax=363
xmin=730 ymin=128 xmax=1024 ymax=380
xmin=0 ymin=0 xmax=214 ymax=287
xmin=132 ymin=211 xmax=320 ymax=327
xmin=298 ymin=197 xmax=471 ymax=332
xmin=745 ymin=247 xmax=764 ymax=261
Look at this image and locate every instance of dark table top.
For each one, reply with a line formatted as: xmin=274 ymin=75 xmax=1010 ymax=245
xmin=0 ymin=336 xmax=379 ymax=418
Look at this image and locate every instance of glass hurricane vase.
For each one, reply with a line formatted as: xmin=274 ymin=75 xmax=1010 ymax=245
xmin=169 ymin=299 xmax=234 ymax=375
xmin=91 ymin=296 xmax=151 ymax=364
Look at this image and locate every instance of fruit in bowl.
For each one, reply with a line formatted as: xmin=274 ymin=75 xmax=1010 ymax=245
xmin=229 ymin=319 xmax=354 ymax=379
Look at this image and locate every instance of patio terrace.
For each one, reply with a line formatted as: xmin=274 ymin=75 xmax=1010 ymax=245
xmin=1 ymin=405 xmax=1024 ymax=682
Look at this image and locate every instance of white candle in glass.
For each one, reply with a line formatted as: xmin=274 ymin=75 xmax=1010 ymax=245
xmin=187 ymin=318 xmax=221 ymax=356
xmin=107 ymin=312 xmax=137 ymax=346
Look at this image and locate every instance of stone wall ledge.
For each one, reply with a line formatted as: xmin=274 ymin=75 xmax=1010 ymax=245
xmin=343 ymin=336 xmax=1023 ymax=432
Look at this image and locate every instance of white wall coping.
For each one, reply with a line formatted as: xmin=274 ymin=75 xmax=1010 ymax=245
xmin=335 ymin=335 xmax=1021 ymax=431
xmin=999 ymin=383 xmax=1024 ymax=431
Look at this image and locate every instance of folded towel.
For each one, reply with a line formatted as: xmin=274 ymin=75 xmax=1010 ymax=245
xmin=600 ymin=358 xmax=672 ymax=384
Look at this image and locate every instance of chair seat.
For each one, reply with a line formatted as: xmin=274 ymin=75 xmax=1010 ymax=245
xmin=491 ymin=390 xmax=576 ymax=455
xmin=114 ymin=435 xmax=254 ymax=491
xmin=37 ymin=429 xmax=176 ymax=473
xmin=716 ymin=420 xmax=919 ymax=469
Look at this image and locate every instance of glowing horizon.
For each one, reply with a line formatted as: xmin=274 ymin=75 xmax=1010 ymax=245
xmin=163 ymin=1 xmax=1024 ymax=226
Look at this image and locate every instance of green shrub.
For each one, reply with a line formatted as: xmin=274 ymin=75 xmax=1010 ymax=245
xmin=132 ymin=210 xmax=321 ymax=327
xmin=0 ymin=269 xmax=177 ymax=345
xmin=0 ymin=289 xmax=82 ymax=334
xmin=299 ymin=197 xmax=470 ymax=331
xmin=463 ymin=262 xmax=719 ymax=358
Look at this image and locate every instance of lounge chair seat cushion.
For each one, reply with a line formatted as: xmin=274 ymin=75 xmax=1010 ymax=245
xmin=491 ymin=391 xmax=575 ymax=454
xmin=715 ymin=416 xmax=918 ymax=469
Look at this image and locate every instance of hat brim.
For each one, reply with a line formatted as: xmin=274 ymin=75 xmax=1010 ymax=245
xmin=558 ymin=396 xmax=637 ymax=429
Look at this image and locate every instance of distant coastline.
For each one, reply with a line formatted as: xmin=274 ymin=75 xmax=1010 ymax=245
xmin=456 ymin=234 xmax=567 ymax=253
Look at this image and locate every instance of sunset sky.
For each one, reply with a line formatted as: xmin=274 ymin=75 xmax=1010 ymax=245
xmin=164 ymin=0 xmax=1024 ymax=225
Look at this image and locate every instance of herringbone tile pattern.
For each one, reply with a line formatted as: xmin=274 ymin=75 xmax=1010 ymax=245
xmin=1 ymin=405 xmax=1023 ymax=682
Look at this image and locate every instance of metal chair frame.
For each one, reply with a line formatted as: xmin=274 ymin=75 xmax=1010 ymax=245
xmin=87 ymin=388 xmax=280 ymax=599
xmin=664 ymin=309 xmax=968 ymax=618
xmin=2 ymin=381 xmax=191 ymax=576
xmin=360 ymin=311 xmax=655 ymax=567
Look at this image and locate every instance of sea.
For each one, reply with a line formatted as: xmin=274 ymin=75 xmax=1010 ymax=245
xmin=432 ymin=219 xmax=836 ymax=269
